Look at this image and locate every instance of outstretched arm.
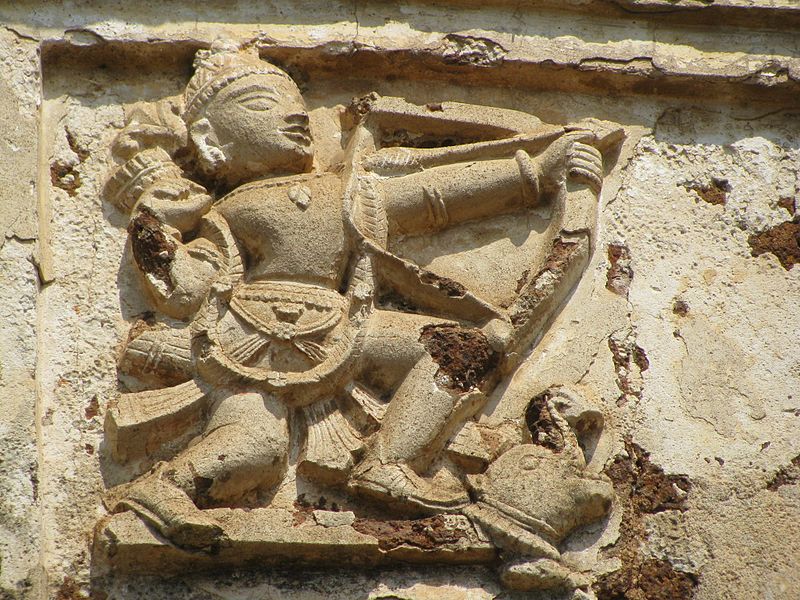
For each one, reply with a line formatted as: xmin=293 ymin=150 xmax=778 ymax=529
xmin=379 ymin=131 xmax=603 ymax=236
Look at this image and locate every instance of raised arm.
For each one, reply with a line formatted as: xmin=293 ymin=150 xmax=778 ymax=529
xmin=105 ymin=149 xmax=223 ymax=321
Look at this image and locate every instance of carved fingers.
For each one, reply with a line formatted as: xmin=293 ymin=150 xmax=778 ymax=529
xmin=536 ymin=131 xmax=604 ymax=195
xmin=566 ymin=141 xmax=603 ymax=193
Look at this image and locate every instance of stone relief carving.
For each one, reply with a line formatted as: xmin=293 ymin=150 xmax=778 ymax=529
xmin=97 ymin=40 xmax=625 ymax=596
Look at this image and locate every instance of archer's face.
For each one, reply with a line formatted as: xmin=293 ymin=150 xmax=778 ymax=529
xmin=193 ymin=73 xmax=314 ymax=184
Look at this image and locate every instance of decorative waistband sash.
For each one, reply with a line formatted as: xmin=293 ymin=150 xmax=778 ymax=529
xmin=228 ymin=281 xmax=347 ymax=341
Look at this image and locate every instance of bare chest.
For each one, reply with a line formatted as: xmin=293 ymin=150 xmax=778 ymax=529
xmin=217 ymin=173 xmax=350 ymax=286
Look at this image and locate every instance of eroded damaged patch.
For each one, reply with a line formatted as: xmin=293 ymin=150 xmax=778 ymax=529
xmin=419 ymin=270 xmax=467 ymax=297
xmin=292 ymin=494 xmax=339 ymax=526
xmin=345 ymin=91 xmax=379 ymax=124
xmin=606 ymin=243 xmax=633 ymax=296
xmin=420 ymin=324 xmax=498 ymax=392
xmin=84 ymin=395 xmax=100 ymax=420
xmin=128 ymin=208 xmax=176 ymax=289
xmin=766 ymin=454 xmax=800 ymax=491
xmin=594 ymin=440 xmax=697 ymax=600
xmin=55 ymin=576 xmax=84 ymax=600
xmin=778 ymin=197 xmax=796 ymax=216
xmin=511 ymin=238 xmax=581 ymax=326
xmin=525 ymin=390 xmax=565 ymax=452
xmin=748 ymin=219 xmax=800 ymax=270
xmin=125 ymin=311 xmax=157 ymax=344
xmin=50 ymin=161 xmax=82 ymax=196
xmin=672 ymin=299 xmax=690 ymax=316
xmin=440 ymin=34 xmax=506 ymax=67
xmin=352 ymin=514 xmax=466 ymax=551
xmin=50 ymin=129 xmax=91 ymax=197
xmin=609 ymin=333 xmax=649 ymax=404
xmin=685 ymin=178 xmax=730 ymax=206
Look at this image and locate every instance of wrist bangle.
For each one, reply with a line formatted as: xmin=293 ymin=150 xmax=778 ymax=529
xmin=515 ymin=149 xmax=540 ymax=208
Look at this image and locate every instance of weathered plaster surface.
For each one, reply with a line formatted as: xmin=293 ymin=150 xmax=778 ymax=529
xmin=0 ymin=26 xmax=42 ymax=600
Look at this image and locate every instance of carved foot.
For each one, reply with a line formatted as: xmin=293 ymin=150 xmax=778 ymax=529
xmin=112 ymin=473 xmax=226 ymax=551
xmin=349 ymin=461 xmax=469 ymax=513
xmin=500 ymin=557 xmax=592 ymax=593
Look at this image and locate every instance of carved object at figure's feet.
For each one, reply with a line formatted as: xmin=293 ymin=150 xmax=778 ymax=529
xmin=500 ymin=558 xmax=591 ymax=593
xmin=349 ymin=460 xmax=470 ymax=514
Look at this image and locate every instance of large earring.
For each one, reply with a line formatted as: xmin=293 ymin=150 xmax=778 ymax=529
xmin=189 ymin=118 xmax=227 ymax=174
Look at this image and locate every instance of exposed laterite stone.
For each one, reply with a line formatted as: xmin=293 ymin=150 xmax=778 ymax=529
xmin=543 ymin=239 xmax=580 ymax=273
xmin=748 ymin=219 xmax=800 ymax=270
xmin=778 ymin=197 xmax=796 ymax=215
xmin=673 ymin=300 xmax=690 ymax=316
xmin=293 ymin=493 xmax=328 ymax=526
xmin=84 ymin=395 xmax=99 ymax=420
xmin=594 ymin=440 xmax=697 ymax=600
xmin=55 ymin=577 xmax=84 ymax=600
xmin=347 ymin=92 xmax=379 ymax=121
xmin=685 ymin=178 xmax=730 ymax=206
xmin=50 ymin=161 xmax=82 ymax=197
xmin=608 ymin=335 xmax=649 ymax=402
xmin=525 ymin=390 xmax=565 ymax=452
xmin=766 ymin=454 xmax=800 ymax=491
xmin=511 ymin=238 xmax=581 ymax=326
xmin=352 ymin=514 xmax=466 ymax=551
xmin=128 ymin=208 xmax=176 ymax=288
xmin=420 ymin=324 xmax=498 ymax=392
xmin=125 ymin=312 xmax=157 ymax=344
xmin=606 ymin=243 xmax=633 ymax=296
xmin=515 ymin=268 xmax=530 ymax=294
xmin=419 ymin=270 xmax=467 ymax=297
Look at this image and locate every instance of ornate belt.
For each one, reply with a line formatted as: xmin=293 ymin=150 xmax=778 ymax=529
xmin=228 ymin=281 xmax=346 ymax=342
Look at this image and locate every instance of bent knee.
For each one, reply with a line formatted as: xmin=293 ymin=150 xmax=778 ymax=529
xmin=201 ymin=421 xmax=289 ymax=502
xmin=198 ymin=392 xmax=290 ymax=501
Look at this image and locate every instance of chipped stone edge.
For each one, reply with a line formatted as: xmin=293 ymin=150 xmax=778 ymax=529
xmin=34 ymin=34 xmax=800 ymax=108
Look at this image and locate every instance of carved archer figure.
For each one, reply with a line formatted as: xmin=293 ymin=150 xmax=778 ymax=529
xmin=103 ymin=41 xmax=618 ymax=571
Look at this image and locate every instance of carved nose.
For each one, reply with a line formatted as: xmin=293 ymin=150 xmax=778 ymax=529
xmin=273 ymin=304 xmax=303 ymax=323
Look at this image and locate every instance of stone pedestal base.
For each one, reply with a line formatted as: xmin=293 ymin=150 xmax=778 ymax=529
xmin=95 ymin=508 xmax=496 ymax=574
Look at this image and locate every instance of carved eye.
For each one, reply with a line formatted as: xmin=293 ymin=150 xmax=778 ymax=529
xmin=237 ymin=93 xmax=276 ymax=112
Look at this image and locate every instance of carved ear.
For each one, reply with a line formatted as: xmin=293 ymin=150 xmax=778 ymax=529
xmin=189 ymin=118 xmax=226 ymax=173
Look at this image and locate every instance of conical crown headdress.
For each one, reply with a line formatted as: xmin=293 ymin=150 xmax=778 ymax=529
xmin=184 ymin=41 xmax=292 ymax=124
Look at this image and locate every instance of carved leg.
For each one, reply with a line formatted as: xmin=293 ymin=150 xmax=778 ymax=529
xmin=371 ymin=353 xmax=484 ymax=471
xmin=167 ymin=389 xmax=289 ymax=503
xmin=350 ymin=310 xmax=482 ymax=512
xmin=115 ymin=390 xmax=289 ymax=548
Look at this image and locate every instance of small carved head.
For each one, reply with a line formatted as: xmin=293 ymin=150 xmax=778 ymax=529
xmin=468 ymin=444 xmax=613 ymax=543
xmin=184 ymin=40 xmax=313 ymax=185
